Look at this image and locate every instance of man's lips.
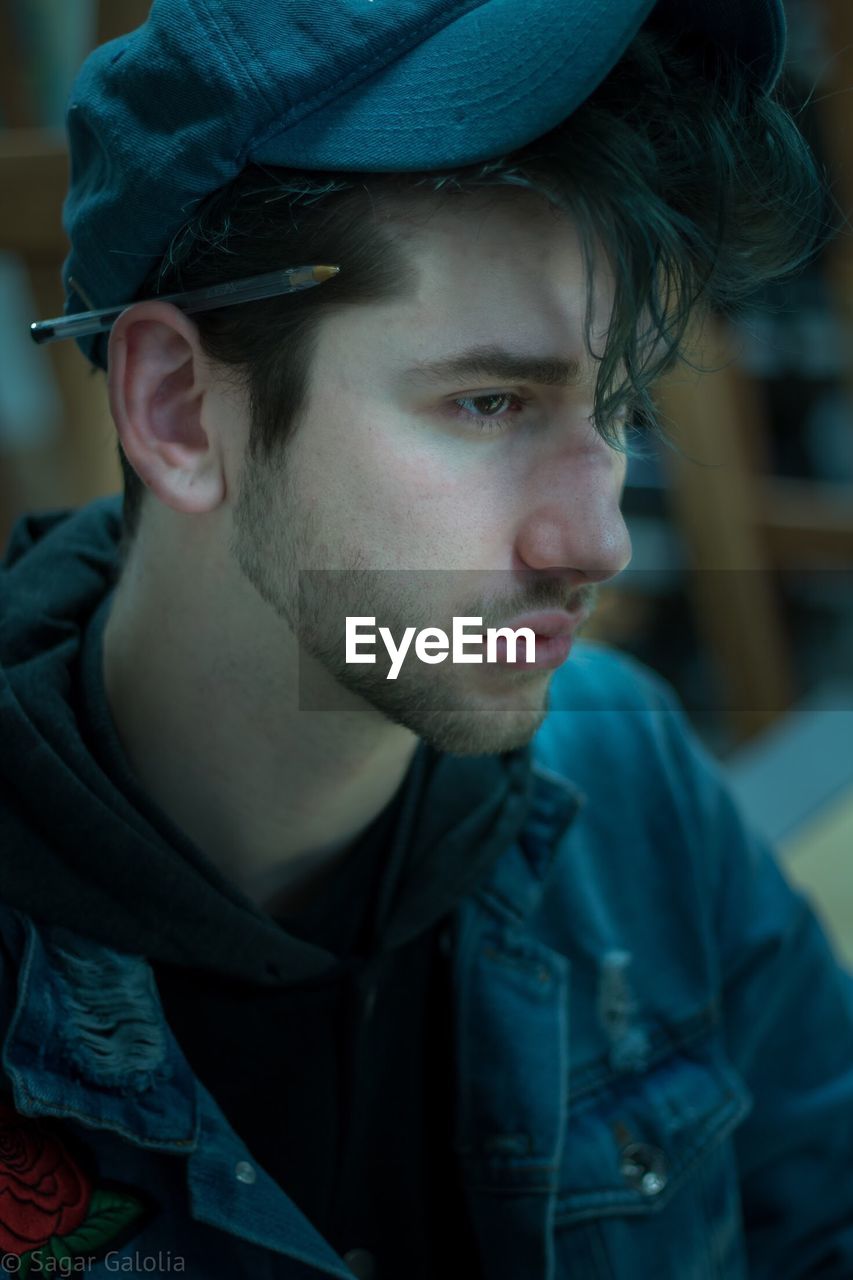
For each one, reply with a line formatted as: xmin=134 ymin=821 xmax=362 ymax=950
xmin=481 ymin=608 xmax=589 ymax=670
xmin=497 ymin=608 xmax=588 ymax=639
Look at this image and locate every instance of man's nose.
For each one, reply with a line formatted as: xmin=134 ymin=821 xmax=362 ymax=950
xmin=512 ymin=456 xmax=633 ymax=585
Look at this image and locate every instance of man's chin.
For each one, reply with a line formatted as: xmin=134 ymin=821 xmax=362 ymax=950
xmin=412 ymin=705 xmax=549 ymax=756
xmin=344 ymin=668 xmax=551 ymax=756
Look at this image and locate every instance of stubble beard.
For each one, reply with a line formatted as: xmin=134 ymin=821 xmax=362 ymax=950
xmin=229 ymin=446 xmax=551 ymax=757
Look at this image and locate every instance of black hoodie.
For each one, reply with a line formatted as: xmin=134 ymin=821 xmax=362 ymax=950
xmin=0 ymin=495 xmax=534 ymax=1277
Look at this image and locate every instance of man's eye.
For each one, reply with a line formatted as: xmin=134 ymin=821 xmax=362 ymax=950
xmin=447 ymin=392 xmax=532 ymax=433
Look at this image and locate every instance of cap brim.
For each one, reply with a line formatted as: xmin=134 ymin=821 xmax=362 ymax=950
xmin=255 ymin=0 xmax=659 ymax=171
xmin=255 ymin=0 xmax=785 ymax=173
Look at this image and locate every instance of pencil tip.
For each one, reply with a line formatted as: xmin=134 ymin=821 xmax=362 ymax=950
xmin=313 ymin=265 xmax=341 ymax=283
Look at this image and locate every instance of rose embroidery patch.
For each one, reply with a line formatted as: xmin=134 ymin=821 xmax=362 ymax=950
xmin=0 ymin=1102 xmax=149 ymax=1275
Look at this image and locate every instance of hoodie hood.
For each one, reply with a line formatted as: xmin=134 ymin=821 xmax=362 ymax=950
xmin=0 ymin=497 xmax=533 ymax=986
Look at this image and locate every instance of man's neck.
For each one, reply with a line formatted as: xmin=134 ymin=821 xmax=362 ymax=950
xmin=100 ymin=565 xmax=418 ymax=914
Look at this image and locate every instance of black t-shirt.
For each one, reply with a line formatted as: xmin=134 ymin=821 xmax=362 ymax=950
xmin=151 ymin=794 xmax=476 ymax=1274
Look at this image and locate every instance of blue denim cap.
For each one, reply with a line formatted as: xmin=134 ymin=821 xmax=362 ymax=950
xmin=62 ymin=0 xmax=786 ymax=369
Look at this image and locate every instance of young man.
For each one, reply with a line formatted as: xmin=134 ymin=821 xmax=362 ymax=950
xmin=1 ymin=1 xmax=852 ymax=1277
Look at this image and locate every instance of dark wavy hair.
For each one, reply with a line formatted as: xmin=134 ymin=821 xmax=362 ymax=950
xmin=113 ymin=19 xmax=831 ymax=567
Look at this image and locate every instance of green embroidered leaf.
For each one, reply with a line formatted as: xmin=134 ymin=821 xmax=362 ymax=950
xmin=17 ymin=1250 xmax=37 ymax=1279
xmin=8 ymin=1188 xmax=147 ymax=1276
xmin=60 ymin=1187 xmax=147 ymax=1253
xmin=48 ymin=1234 xmax=74 ymax=1261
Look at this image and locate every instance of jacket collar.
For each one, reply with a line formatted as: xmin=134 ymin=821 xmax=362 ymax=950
xmin=478 ymin=761 xmax=586 ymax=924
xmin=2 ymin=913 xmax=198 ymax=1152
xmin=1 ymin=763 xmax=584 ymax=1141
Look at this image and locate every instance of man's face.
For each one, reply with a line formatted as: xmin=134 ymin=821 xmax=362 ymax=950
xmin=229 ymin=191 xmax=632 ymax=754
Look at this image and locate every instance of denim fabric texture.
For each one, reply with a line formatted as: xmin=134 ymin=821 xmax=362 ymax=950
xmin=1 ymin=642 xmax=853 ymax=1277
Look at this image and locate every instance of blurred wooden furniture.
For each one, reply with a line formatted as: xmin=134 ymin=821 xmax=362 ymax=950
xmin=654 ymin=311 xmax=853 ymax=747
xmin=94 ymin=1 xmax=152 ymax=47
xmin=0 ymin=0 xmax=38 ymax=127
xmin=0 ymin=0 xmax=149 ymax=550
xmin=652 ymin=0 xmax=853 ymax=748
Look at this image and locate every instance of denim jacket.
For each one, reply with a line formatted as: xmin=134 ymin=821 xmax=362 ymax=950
xmin=1 ymin=642 xmax=852 ymax=1278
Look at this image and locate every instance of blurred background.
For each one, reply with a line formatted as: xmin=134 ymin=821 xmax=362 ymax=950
xmin=1 ymin=2 xmax=852 ymax=958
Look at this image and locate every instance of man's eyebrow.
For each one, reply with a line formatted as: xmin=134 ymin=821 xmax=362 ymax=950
xmin=399 ymin=345 xmax=584 ymax=389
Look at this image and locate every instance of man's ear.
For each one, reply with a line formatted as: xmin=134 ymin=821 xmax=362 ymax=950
xmin=106 ymin=301 xmax=226 ymax=515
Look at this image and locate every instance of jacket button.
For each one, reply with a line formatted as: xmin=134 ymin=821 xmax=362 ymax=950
xmin=234 ymin=1160 xmax=256 ymax=1185
xmin=619 ymin=1142 xmax=668 ymax=1196
xmin=343 ymin=1247 xmax=376 ymax=1278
